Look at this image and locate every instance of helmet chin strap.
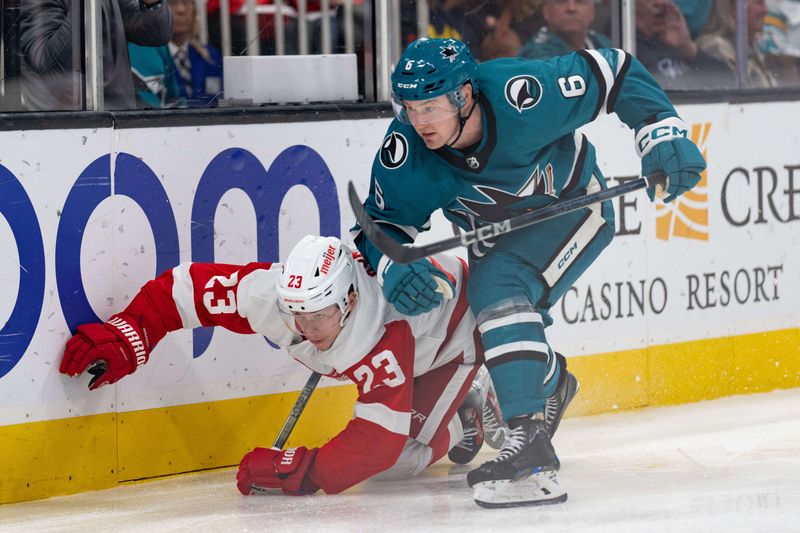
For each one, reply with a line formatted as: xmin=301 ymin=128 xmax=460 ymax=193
xmin=446 ymin=98 xmax=478 ymax=148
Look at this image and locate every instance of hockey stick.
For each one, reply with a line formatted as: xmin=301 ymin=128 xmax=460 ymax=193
xmin=348 ymin=173 xmax=666 ymax=264
xmin=248 ymin=370 xmax=321 ymax=494
xmin=272 ymin=370 xmax=322 ymax=449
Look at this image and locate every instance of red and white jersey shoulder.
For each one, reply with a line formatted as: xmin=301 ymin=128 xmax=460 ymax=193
xmin=166 ymin=260 xmax=300 ymax=348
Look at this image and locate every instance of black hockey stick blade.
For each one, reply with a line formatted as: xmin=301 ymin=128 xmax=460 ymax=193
xmin=272 ymin=371 xmax=322 ymax=449
xmin=348 ymin=174 xmax=666 ymax=264
xmin=347 ymin=181 xmax=419 ymax=263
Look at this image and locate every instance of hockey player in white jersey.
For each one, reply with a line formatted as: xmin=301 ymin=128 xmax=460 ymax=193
xmin=60 ymin=235 xmax=508 ymax=495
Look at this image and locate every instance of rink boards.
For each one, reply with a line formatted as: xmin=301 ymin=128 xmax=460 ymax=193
xmin=0 ymin=102 xmax=798 ymax=503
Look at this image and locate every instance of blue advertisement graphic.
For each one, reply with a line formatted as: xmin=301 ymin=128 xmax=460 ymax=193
xmin=191 ymin=146 xmax=341 ymax=356
xmin=0 ymin=165 xmax=45 ymax=379
xmin=56 ymin=154 xmax=180 ymax=334
xmin=2 ymin=145 xmax=341 ymax=379
xmin=55 ymin=155 xmax=111 ymax=332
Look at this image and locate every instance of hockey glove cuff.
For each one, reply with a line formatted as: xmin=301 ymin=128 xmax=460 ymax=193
xmin=61 ymin=312 xmax=153 ymax=390
xmin=636 ymin=117 xmax=706 ymax=203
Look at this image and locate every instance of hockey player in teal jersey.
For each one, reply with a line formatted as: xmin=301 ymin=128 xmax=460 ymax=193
xmin=352 ymin=37 xmax=705 ymax=508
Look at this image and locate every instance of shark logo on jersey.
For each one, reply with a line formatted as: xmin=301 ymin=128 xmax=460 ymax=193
xmin=453 ymin=164 xmax=554 ymax=222
xmin=441 ymin=45 xmax=459 ymax=63
xmin=504 ymin=75 xmax=542 ymax=113
xmin=380 ymin=132 xmax=408 ymax=169
xmin=466 ymin=156 xmax=480 ymax=169
xmin=132 ymin=68 xmax=170 ymax=106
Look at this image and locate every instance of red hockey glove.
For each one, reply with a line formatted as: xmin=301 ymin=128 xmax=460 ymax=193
xmin=236 ymin=446 xmax=319 ymax=496
xmin=60 ymin=313 xmax=152 ymax=390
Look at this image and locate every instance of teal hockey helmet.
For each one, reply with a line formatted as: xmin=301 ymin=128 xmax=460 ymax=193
xmin=391 ymin=38 xmax=478 ymax=124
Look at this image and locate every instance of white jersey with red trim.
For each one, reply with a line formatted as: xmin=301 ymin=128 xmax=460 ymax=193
xmin=136 ymin=252 xmax=479 ymax=494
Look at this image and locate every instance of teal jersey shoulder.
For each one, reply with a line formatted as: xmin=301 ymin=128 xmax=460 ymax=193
xmin=355 ymin=49 xmax=679 ymax=267
xmin=361 ymin=119 xmax=457 ymax=237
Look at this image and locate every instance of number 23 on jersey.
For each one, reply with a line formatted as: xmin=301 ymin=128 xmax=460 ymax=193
xmin=352 ymin=350 xmax=406 ymax=394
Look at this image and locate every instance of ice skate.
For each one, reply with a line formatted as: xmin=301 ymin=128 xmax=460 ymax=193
xmin=467 ymin=413 xmax=567 ymax=508
xmin=447 ymin=386 xmax=484 ymax=464
xmin=546 ymin=353 xmax=579 ymax=438
xmin=472 ymin=366 xmax=507 ymax=449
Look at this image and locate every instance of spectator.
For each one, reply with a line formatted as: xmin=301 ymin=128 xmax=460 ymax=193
xmin=129 ymin=42 xmax=182 ymax=108
xmin=400 ymin=0 xmax=542 ymax=61
xmin=759 ymin=0 xmax=800 ymax=85
xmin=674 ymin=0 xmax=715 ymax=37
xmin=404 ymin=0 xmax=466 ymax=43
xmin=457 ymin=0 xmax=543 ymax=60
xmin=19 ymin=0 xmax=172 ymax=111
xmin=480 ymin=7 xmax=524 ymax=59
xmin=169 ymin=0 xmax=224 ymax=107
xmin=761 ymin=0 xmax=800 ymax=55
xmin=519 ymin=0 xmax=612 ymax=59
xmin=635 ymin=0 xmax=734 ymax=90
xmin=697 ymin=0 xmax=777 ymax=87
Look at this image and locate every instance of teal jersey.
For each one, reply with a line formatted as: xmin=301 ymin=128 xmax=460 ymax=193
xmin=354 ymin=49 xmax=678 ymax=267
xmin=128 ymin=43 xmax=182 ymax=109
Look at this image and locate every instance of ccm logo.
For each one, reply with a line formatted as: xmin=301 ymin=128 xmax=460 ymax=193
xmin=557 ymin=242 xmax=578 ymax=269
xmin=460 ymin=221 xmax=511 ymax=246
xmin=637 ymin=125 xmax=688 ymax=153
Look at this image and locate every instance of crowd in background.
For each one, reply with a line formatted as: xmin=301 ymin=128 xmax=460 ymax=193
xmin=13 ymin=0 xmax=223 ymax=111
xmin=2 ymin=0 xmax=799 ymax=112
xmin=414 ymin=0 xmax=800 ymax=89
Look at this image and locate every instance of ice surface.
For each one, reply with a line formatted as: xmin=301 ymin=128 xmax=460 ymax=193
xmin=2 ymin=389 xmax=799 ymax=532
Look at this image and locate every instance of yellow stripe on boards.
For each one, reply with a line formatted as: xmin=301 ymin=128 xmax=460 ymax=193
xmin=648 ymin=328 xmax=800 ymax=405
xmin=567 ymin=346 xmax=649 ymax=415
xmin=568 ymin=327 xmax=800 ymax=415
xmin=0 ymin=413 xmax=118 ymax=504
xmin=117 ymin=384 xmax=358 ymax=482
xmin=0 ymin=385 xmax=358 ymax=504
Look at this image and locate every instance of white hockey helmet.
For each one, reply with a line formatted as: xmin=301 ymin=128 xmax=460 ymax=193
xmin=277 ymin=235 xmax=357 ymax=317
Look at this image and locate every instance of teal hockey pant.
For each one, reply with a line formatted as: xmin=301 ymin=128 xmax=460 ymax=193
xmin=467 ymin=174 xmax=615 ymax=419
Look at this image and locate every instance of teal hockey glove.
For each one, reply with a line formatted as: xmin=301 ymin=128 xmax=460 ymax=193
xmin=636 ymin=117 xmax=706 ymax=203
xmin=378 ymin=257 xmax=455 ymax=316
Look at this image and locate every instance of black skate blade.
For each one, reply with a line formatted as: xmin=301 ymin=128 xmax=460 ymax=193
xmin=474 ymin=492 xmax=568 ymax=509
